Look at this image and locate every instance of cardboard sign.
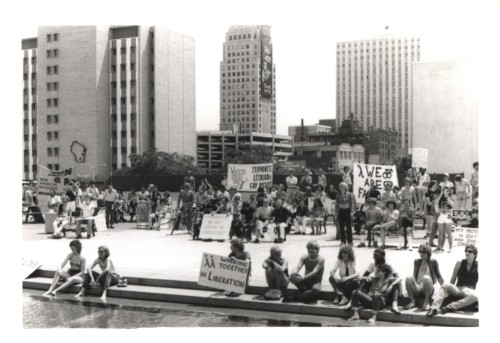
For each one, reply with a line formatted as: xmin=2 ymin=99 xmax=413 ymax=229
xmin=453 ymin=227 xmax=478 ymax=247
xmin=353 ymin=163 xmax=399 ymax=204
xmin=198 ymin=253 xmax=250 ymax=294
xmin=93 ymin=210 xmax=107 ymax=231
xmin=36 ymin=165 xmax=74 ymax=212
xmin=227 ymin=163 xmax=273 ymax=192
xmin=323 ymin=198 xmax=335 ymax=213
xmin=22 ymin=258 xmax=41 ymax=280
xmin=410 ymin=148 xmax=428 ymax=169
xmin=199 ymin=214 xmax=232 ymax=240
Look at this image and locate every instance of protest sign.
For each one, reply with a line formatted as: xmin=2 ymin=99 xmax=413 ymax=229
xmin=353 ymin=163 xmax=399 ymax=204
xmin=410 ymin=148 xmax=428 ymax=169
xmin=227 ymin=163 xmax=273 ymax=192
xmin=199 ymin=214 xmax=232 ymax=240
xmin=198 ymin=252 xmax=250 ymax=294
xmin=36 ymin=165 xmax=73 ymax=212
xmin=453 ymin=227 xmax=478 ymax=247
xmin=22 ymin=258 xmax=41 ymax=280
xmin=323 ymin=198 xmax=335 ymax=214
xmin=93 ymin=210 xmax=107 ymax=231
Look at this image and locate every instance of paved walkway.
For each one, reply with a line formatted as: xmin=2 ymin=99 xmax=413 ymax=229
xmin=22 ymin=220 xmax=465 ymax=293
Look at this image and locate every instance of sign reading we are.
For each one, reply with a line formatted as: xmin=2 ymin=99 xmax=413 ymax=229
xmin=353 ymin=163 xmax=399 ymax=204
xmin=198 ymin=253 xmax=250 ymax=294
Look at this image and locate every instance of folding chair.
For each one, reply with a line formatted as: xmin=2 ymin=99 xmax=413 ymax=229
xmin=136 ymin=203 xmax=150 ymax=230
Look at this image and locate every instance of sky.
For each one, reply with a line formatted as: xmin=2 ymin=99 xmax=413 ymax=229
xmin=3 ymin=0 xmax=498 ymax=135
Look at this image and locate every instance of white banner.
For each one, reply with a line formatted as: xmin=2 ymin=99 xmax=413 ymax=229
xmin=93 ymin=210 xmax=107 ymax=231
xmin=410 ymin=148 xmax=428 ymax=169
xmin=36 ymin=165 xmax=74 ymax=212
xmin=453 ymin=227 xmax=478 ymax=247
xmin=227 ymin=163 xmax=273 ymax=192
xmin=199 ymin=214 xmax=232 ymax=240
xmin=198 ymin=253 xmax=250 ymax=294
xmin=353 ymin=163 xmax=399 ymax=204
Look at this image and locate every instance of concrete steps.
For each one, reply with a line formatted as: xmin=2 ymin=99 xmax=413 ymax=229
xmin=24 ymin=268 xmax=478 ymax=327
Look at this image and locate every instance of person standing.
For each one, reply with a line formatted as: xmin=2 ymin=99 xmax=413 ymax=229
xmin=470 ymin=162 xmax=479 ymax=201
xmin=317 ymin=168 xmax=327 ymax=189
xmin=103 ymin=184 xmax=119 ymax=229
xmin=184 ymin=170 xmax=196 ymax=191
xmin=177 ymin=183 xmax=195 ymax=233
xmin=342 ymin=167 xmax=353 ymax=192
xmin=335 ymin=182 xmax=356 ymax=246
xmin=454 ymin=175 xmax=471 ymax=211
xmin=86 ymin=182 xmax=100 ymax=207
xmin=47 ymin=190 xmax=62 ymax=211
xmin=300 ymin=170 xmax=313 ymax=192
xmin=416 ymin=168 xmax=430 ymax=211
xmin=439 ymin=173 xmax=454 ymax=190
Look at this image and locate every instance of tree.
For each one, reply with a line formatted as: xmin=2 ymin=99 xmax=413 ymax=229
xmin=222 ymin=145 xmax=274 ymax=171
xmin=114 ymin=149 xmax=204 ymax=175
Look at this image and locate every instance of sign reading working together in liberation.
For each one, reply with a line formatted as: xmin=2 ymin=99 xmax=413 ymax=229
xmin=198 ymin=253 xmax=250 ymax=294
xmin=227 ymin=163 xmax=273 ymax=192
xmin=353 ymin=163 xmax=399 ymax=204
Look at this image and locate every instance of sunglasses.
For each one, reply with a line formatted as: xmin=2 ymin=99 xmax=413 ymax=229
xmin=98 ymin=250 xmax=104 ymax=253
xmin=418 ymin=250 xmax=427 ymax=253
xmin=465 ymin=250 xmax=475 ymax=253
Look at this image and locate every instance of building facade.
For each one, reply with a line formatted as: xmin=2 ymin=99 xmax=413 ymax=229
xmin=288 ymin=124 xmax=331 ymax=143
xmin=22 ymin=26 xmax=195 ymax=181
xmin=219 ymin=25 xmax=276 ymax=134
xmin=293 ymin=141 xmax=365 ymax=172
xmin=197 ymin=131 xmax=292 ymax=173
xmin=412 ymin=60 xmax=477 ymax=175
xmin=336 ymin=34 xmax=420 ymax=149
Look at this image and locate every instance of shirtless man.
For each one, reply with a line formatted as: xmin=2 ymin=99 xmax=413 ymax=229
xmin=283 ymin=240 xmax=325 ymax=304
xmin=357 ymin=198 xmax=383 ymax=248
xmin=262 ymin=245 xmax=289 ymax=295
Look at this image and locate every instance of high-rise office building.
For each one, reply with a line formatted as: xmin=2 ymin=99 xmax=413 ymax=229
xmin=336 ymin=34 xmax=420 ymax=149
xmin=219 ymin=25 xmax=276 ymax=135
xmin=22 ymin=26 xmax=195 ymax=181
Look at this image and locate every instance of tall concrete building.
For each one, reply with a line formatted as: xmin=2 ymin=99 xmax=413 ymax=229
xmin=336 ymin=34 xmax=420 ymax=149
xmin=412 ymin=60 xmax=477 ymax=175
xmin=22 ymin=25 xmax=195 ymax=181
xmin=219 ymin=25 xmax=276 ymax=135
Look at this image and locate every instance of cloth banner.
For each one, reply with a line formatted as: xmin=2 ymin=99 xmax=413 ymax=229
xmin=199 ymin=214 xmax=232 ymax=240
xmin=227 ymin=163 xmax=273 ymax=192
xmin=198 ymin=252 xmax=250 ymax=294
xmin=353 ymin=163 xmax=399 ymax=204
xmin=453 ymin=227 xmax=478 ymax=247
xmin=410 ymin=148 xmax=428 ymax=169
xmin=22 ymin=258 xmax=41 ymax=280
xmin=36 ymin=165 xmax=73 ymax=212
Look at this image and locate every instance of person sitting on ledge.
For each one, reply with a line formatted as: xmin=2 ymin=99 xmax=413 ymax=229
xmin=373 ymin=200 xmax=399 ymax=249
xmin=347 ymin=263 xmax=400 ymax=324
xmin=149 ymin=198 xmax=169 ymax=230
xmin=51 ymin=195 xmax=71 ymax=239
xmin=75 ymin=194 xmax=96 ymax=239
xmin=405 ymin=244 xmax=444 ymax=311
xmin=75 ymin=245 xmax=120 ymax=301
xmin=262 ymin=245 xmax=289 ymax=297
xmin=329 ymin=244 xmax=359 ymax=306
xmin=43 ymin=240 xmax=86 ymax=296
xmin=427 ymin=245 xmax=479 ymax=316
xmin=283 ymin=240 xmax=325 ymax=304
xmin=270 ymin=199 xmax=292 ymax=243
xmin=224 ymin=238 xmax=252 ymax=297
xmin=357 ymin=198 xmax=383 ymax=248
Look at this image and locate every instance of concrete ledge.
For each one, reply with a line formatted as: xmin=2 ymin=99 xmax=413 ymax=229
xmin=23 ymin=276 xmax=478 ymax=327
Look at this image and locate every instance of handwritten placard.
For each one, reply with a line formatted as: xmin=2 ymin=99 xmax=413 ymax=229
xmin=353 ymin=163 xmax=399 ymax=204
xmin=199 ymin=214 xmax=232 ymax=240
xmin=453 ymin=227 xmax=478 ymax=247
xmin=198 ymin=253 xmax=250 ymax=294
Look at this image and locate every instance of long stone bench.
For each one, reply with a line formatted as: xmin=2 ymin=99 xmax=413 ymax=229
xmin=23 ymin=267 xmax=478 ymax=327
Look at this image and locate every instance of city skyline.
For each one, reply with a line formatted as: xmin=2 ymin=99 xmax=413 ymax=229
xmin=9 ymin=0 xmax=490 ymax=138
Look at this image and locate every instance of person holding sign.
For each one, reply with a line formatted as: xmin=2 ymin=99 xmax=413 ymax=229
xmin=284 ymin=241 xmax=325 ymax=304
xmin=224 ymin=239 xmax=252 ymax=297
xmin=262 ymin=246 xmax=289 ymax=297
xmin=405 ymin=244 xmax=444 ymax=311
xmin=335 ymin=182 xmax=356 ymax=246
xmin=43 ymin=240 xmax=86 ymax=296
xmin=435 ymin=187 xmax=454 ymax=253
xmin=427 ymin=245 xmax=478 ymax=316
xmin=75 ymin=246 xmax=120 ymax=301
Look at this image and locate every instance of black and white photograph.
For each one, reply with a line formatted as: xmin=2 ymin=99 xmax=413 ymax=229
xmin=4 ymin=0 xmax=498 ymax=339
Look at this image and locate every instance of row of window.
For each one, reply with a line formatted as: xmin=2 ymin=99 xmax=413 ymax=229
xmin=227 ymin=57 xmax=254 ymax=64
xmin=23 ymin=88 xmax=36 ymax=96
xmin=23 ymin=57 xmax=36 ymax=65
xmin=339 ymin=39 xmax=419 ymax=47
xmin=111 ymin=113 xmax=137 ymax=121
xmin=47 ymin=131 xmax=59 ymax=140
xmin=47 ymin=164 xmax=60 ymax=171
xmin=23 ymin=134 xmax=36 ymax=142
xmin=47 ymin=49 xmax=59 ymax=58
xmin=111 ymin=97 xmax=137 ymax=105
xmin=47 ymin=98 xmax=59 ymax=107
xmin=23 ymin=103 xmax=37 ymax=110
xmin=111 ymin=63 xmax=136 ymax=72
xmin=111 ymin=46 xmax=137 ymax=55
xmin=111 ymin=80 xmax=137 ymax=88
xmin=228 ymin=33 xmax=257 ymax=40
xmin=47 ymin=82 xmax=59 ymax=91
xmin=46 ymin=65 xmax=59 ymax=75
xmin=47 ymin=147 xmax=59 ymax=156
xmin=111 ymin=130 xmax=136 ymax=138
xmin=222 ymin=67 xmax=256 ymax=76
xmin=47 ymin=114 xmax=59 ymax=124
xmin=112 ymin=146 xmax=137 ymax=154
xmin=23 ymin=72 xmax=36 ymax=80
xmin=47 ymin=33 xmax=59 ymax=42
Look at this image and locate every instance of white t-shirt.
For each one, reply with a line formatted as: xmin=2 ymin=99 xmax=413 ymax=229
xmin=286 ymin=176 xmax=298 ymax=187
xmin=333 ymin=259 xmax=357 ymax=278
xmin=79 ymin=202 xmax=96 ymax=218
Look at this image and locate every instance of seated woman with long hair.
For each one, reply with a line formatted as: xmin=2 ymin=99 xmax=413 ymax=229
xmin=76 ymin=245 xmax=120 ymax=301
xmin=329 ymin=245 xmax=359 ymax=306
xmin=310 ymin=198 xmax=326 ymax=235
